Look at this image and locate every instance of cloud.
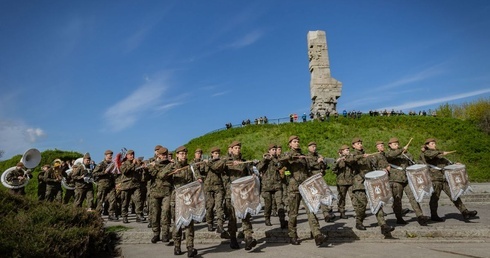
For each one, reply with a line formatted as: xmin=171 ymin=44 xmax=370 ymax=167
xmin=377 ymin=88 xmax=490 ymax=111
xmin=103 ymin=75 xmax=170 ymax=132
xmin=227 ymin=30 xmax=264 ymax=49
xmin=375 ymin=64 xmax=445 ymax=91
xmin=211 ymin=91 xmax=229 ymax=97
xmin=0 ymin=121 xmax=46 ymax=159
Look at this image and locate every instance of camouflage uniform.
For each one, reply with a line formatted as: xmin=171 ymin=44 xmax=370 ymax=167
xmin=119 ymin=154 xmax=145 ymax=222
xmin=385 ymin=146 xmax=428 ymax=225
xmin=349 ymin=147 xmax=393 ymax=236
xmin=256 ymin=151 xmax=286 ymax=228
xmin=92 ymin=160 xmax=117 ymax=218
xmin=279 ymin=137 xmax=325 ymax=246
xmin=202 ymin=156 xmax=226 ymax=232
xmin=44 ymin=165 xmax=64 ymax=202
xmin=62 ymin=163 xmax=76 ymax=204
xmin=423 ymin=146 xmax=475 ymax=220
xmin=332 ymin=154 xmax=354 ymax=218
xmin=149 ymin=156 xmax=172 ymax=242
xmin=71 ymin=163 xmax=95 ymax=209
xmin=5 ymin=165 xmax=30 ymax=195
xmin=37 ymin=168 xmax=47 ymax=200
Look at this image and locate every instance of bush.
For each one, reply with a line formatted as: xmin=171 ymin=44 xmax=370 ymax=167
xmin=0 ymin=191 xmax=119 ymax=258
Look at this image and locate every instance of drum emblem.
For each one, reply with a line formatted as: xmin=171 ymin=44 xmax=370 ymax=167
xmin=416 ymin=175 xmax=424 ymax=184
xmin=240 ymin=188 xmax=249 ymax=199
xmin=309 ymin=185 xmax=318 ymax=195
xmin=374 ymin=185 xmax=381 ymax=194
xmin=184 ymin=193 xmax=192 ymax=205
xmin=455 ymin=176 xmax=462 ymax=183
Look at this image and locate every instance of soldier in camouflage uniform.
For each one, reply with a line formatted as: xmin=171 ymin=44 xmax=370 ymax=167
xmin=385 ymin=137 xmax=429 ymax=226
xmin=92 ymin=150 xmax=118 ymax=220
xmin=165 ymin=146 xmax=200 ymax=257
xmin=348 ymin=138 xmax=394 ymax=237
xmin=146 ymin=145 xmax=163 ymax=228
xmin=423 ymin=138 xmax=478 ymax=222
xmin=44 ymin=159 xmax=64 ymax=202
xmin=279 ymin=136 xmax=326 ymax=246
xmin=149 ymin=147 xmax=173 ymax=244
xmin=202 ymin=147 xmax=226 ymax=233
xmin=62 ymin=160 xmax=76 ymax=204
xmin=38 ymin=165 xmax=49 ymax=200
xmin=223 ymin=141 xmax=258 ymax=250
xmin=332 ymin=145 xmax=354 ymax=219
xmin=276 ymin=144 xmax=288 ymax=212
xmin=191 ymin=148 xmax=206 ymax=225
xmin=256 ymin=144 xmax=287 ymax=229
xmin=71 ymin=153 xmax=95 ymax=210
xmin=305 ymin=142 xmax=335 ymax=222
xmin=119 ymin=150 xmax=146 ymax=223
xmin=5 ymin=162 xmax=32 ymax=195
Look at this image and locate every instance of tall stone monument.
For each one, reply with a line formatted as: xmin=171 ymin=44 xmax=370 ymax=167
xmin=307 ymin=30 xmax=342 ymax=119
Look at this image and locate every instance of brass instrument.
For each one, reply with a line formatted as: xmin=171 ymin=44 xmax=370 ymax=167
xmin=2 ymin=149 xmax=41 ymax=189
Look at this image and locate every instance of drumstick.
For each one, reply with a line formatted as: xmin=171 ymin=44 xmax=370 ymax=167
xmin=445 ymin=150 xmax=457 ymax=155
xmin=405 ymin=138 xmax=413 ymax=147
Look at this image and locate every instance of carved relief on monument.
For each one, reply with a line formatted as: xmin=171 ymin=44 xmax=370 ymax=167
xmin=307 ymin=30 xmax=342 ymax=119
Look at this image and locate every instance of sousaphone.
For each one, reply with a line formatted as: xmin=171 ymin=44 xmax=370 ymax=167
xmin=62 ymin=157 xmax=83 ymax=190
xmin=1 ymin=148 xmax=41 ymax=189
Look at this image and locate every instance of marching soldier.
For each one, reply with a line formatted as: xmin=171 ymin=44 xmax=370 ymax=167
xmin=279 ymin=136 xmax=326 ymax=246
xmin=146 ymin=145 xmax=163 ymax=228
xmin=119 ymin=150 xmax=146 ymax=223
xmin=38 ymin=165 xmax=49 ymax=200
xmin=256 ymin=144 xmax=287 ymax=229
xmin=165 ymin=146 xmax=201 ymax=257
xmin=348 ymin=138 xmax=394 ymax=237
xmin=62 ymin=161 xmax=75 ymax=204
xmin=5 ymin=162 xmax=32 ymax=195
xmin=332 ymin=145 xmax=354 ymax=219
xmin=149 ymin=147 xmax=173 ymax=244
xmin=224 ymin=141 xmax=258 ymax=250
xmin=276 ymin=144 xmax=288 ymax=212
xmin=92 ymin=150 xmax=118 ymax=221
xmin=423 ymin=138 xmax=478 ymax=222
xmin=202 ymin=147 xmax=226 ymax=233
xmin=385 ymin=138 xmax=429 ymax=226
xmin=44 ymin=159 xmax=64 ymax=202
xmin=305 ymin=141 xmax=335 ymax=222
xmin=72 ymin=153 xmax=95 ymax=210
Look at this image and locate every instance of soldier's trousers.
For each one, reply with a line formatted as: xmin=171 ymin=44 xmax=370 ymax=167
xmin=391 ymin=181 xmax=424 ymax=218
xmin=38 ymin=183 xmax=46 ymax=201
xmin=205 ymin=190 xmax=225 ymax=226
xmin=352 ymin=190 xmax=386 ymax=226
xmin=121 ymin=187 xmax=142 ymax=217
xmin=173 ymin=221 xmax=195 ymax=248
xmin=288 ymin=192 xmax=321 ymax=238
xmin=430 ymin=180 xmax=467 ymax=216
xmin=262 ymin=189 xmax=284 ymax=219
xmin=45 ymin=185 xmax=63 ymax=203
xmin=151 ymin=195 xmax=172 ymax=238
xmin=337 ymin=184 xmax=354 ymax=213
xmin=224 ymin=198 xmax=253 ymax=238
xmin=95 ymin=185 xmax=116 ymax=215
xmin=63 ymin=189 xmax=75 ymax=204
xmin=74 ymin=187 xmax=94 ymax=209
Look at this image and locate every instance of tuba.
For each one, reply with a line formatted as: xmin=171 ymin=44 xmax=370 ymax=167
xmin=62 ymin=157 xmax=83 ymax=190
xmin=1 ymin=148 xmax=41 ymax=189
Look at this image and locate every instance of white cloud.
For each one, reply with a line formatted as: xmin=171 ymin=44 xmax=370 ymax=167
xmin=377 ymin=89 xmax=490 ymax=111
xmin=0 ymin=121 xmax=46 ymax=160
xmin=227 ymin=30 xmax=264 ymax=49
xmin=375 ymin=64 xmax=445 ymax=91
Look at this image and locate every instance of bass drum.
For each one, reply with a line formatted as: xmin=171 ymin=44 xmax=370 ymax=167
xmin=1 ymin=167 xmax=29 ymax=189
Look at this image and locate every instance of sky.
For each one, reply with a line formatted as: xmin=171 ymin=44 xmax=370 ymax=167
xmin=1 ymin=0 xmax=489 ymax=161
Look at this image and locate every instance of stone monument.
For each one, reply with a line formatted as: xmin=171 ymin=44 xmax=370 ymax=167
xmin=307 ymin=30 xmax=342 ymax=119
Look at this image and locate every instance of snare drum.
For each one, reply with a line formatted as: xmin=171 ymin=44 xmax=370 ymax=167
xmin=444 ymin=164 xmax=472 ymax=201
xmin=231 ymin=175 xmax=262 ymax=219
xmin=364 ymin=171 xmax=392 ymax=214
xmin=406 ymin=164 xmax=433 ymax=203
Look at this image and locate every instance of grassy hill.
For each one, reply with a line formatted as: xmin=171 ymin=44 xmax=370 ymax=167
xmin=186 ymin=116 xmax=490 ymax=183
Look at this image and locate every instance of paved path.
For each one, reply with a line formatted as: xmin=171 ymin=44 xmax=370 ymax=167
xmin=108 ymin=183 xmax=490 ymax=257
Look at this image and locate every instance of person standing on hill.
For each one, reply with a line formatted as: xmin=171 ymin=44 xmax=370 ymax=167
xmin=44 ymin=159 xmax=64 ymax=202
xmin=332 ymin=145 xmax=354 ymax=219
xmin=423 ymin=138 xmax=478 ymax=222
xmin=279 ymin=135 xmax=326 ymax=246
xmin=385 ymin=138 xmax=429 ymax=226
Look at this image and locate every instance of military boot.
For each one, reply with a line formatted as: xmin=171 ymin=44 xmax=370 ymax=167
xmin=122 ymin=216 xmax=129 ymax=223
xmin=161 ymin=235 xmax=170 ymax=243
xmin=108 ymin=214 xmax=118 ymax=221
xmin=136 ymin=214 xmax=146 ymax=223
xmin=207 ymin=224 xmax=214 ymax=231
xmin=417 ymin=215 xmax=429 ymax=226
xmin=381 ymin=224 xmax=395 ymax=236
xmin=340 ymin=211 xmax=348 ymax=219
xmin=151 ymin=235 xmax=160 ymax=244
xmin=355 ymin=223 xmax=366 ymax=230
xmin=147 ymin=221 xmax=152 ymax=228
xmin=431 ymin=214 xmax=445 ymax=222
xmin=174 ymin=246 xmax=182 ymax=255
xmin=462 ymin=209 xmax=478 ymax=220
xmin=265 ymin=218 xmax=272 ymax=226
xmin=244 ymin=237 xmax=257 ymax=250
xmin=187 ymin=247 xmax=197 ymax=257
xmin=396 ymin=217 xmax=408 ymax=225
xmin=280 ymin=218 xmax=288 ymax=229
xmin=230 ymin=237 xmax=240 ymax=249
xmin=289 ymin=236 xmax=300 ymax=245
xmin=314 ymin=234 xmax=326 ymax=246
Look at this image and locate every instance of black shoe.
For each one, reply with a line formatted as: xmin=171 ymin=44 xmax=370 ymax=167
xmin=289 ymin=237 xmax=300 ymax=245
xmin=356 ymin=223 xmax=366 ymax=230
xmin=220 ymin=230 xmax=230 ymax=239
xmin=265 ymin=219 xmax=272 ymax=226
xmin=463 ymin=210 xmax=478 ymax=220
xmin=174 ymin=246 xmax=182 ymax=255
xmin=162 ymin=235 xmax=170 ymax=243
xmin=122 ymin=217 xmax=129 ymax=223
xmin=244 ymin=237 xmax=257 ymax=250
xmin=207 ymin=224 xmax=214 ymax=231
xmin=280 ymin=219 xmax=288 ymax=229
xmin=381 ymin=224 xmax=395 ymax=236
xmin=230 ymin=238 xmax=240 ymax=249
xmin=314 ymin=234 xmax=326 ymax=246
xmin=396 ymin=218 xmax=408 ymax=225
xmin=431 ymin=215 xmax=445 ymax=222
xmin=147 ymin=222 xmax=152 ymax=228
xmin=151 ymin=235 xmax=160 ymax=244
xmin=417 ymin=216 xmax=429 ymax=226
xmin=237 ymin=231 xmax=244 ymax=239
xmin=187 ymin=247 xmax=197 ymax=257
